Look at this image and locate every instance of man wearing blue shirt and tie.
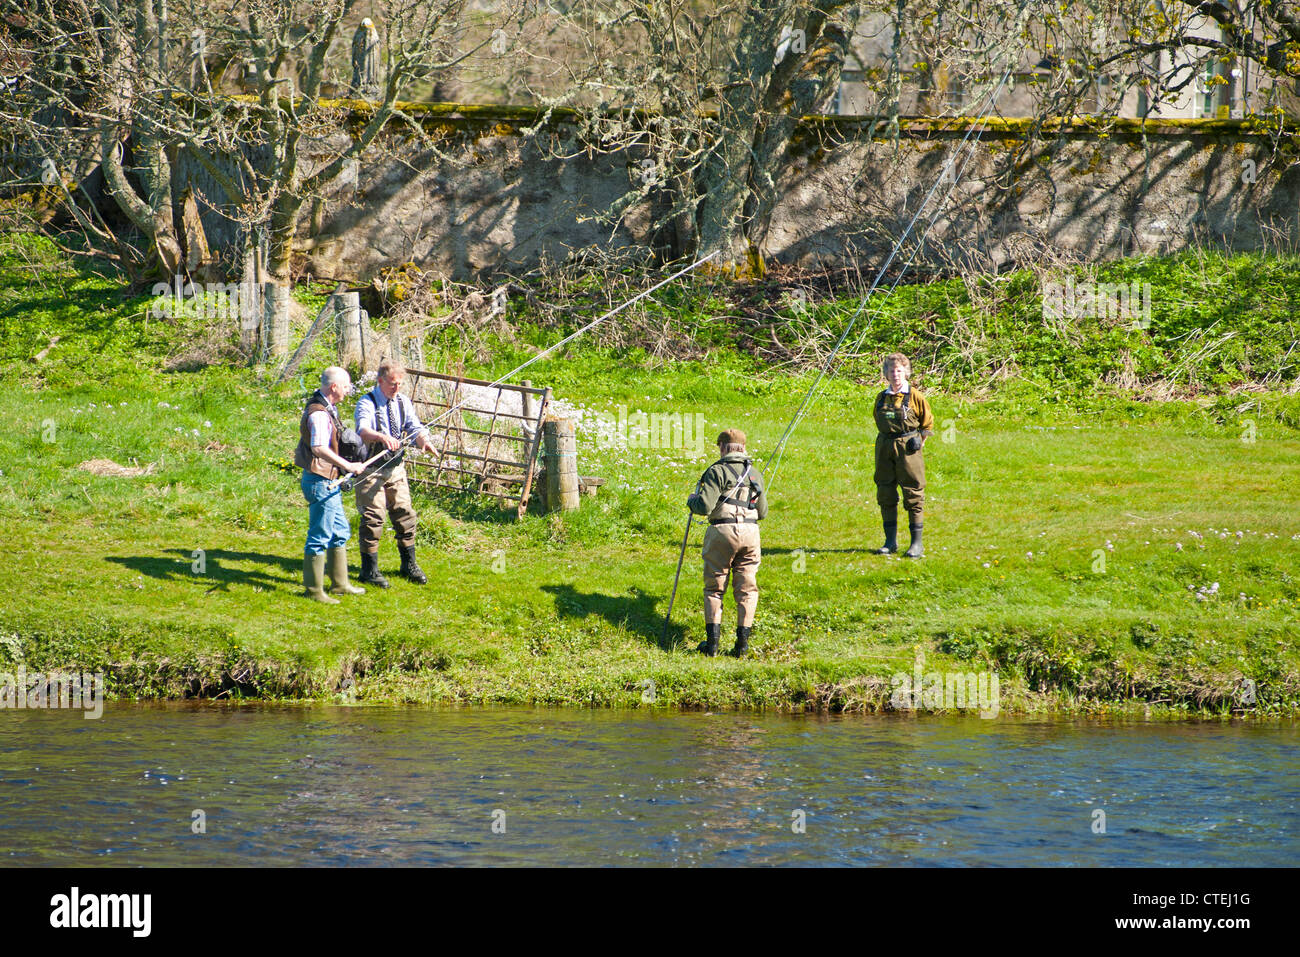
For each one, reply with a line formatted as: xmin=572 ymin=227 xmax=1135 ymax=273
xmin=354 ymin=359 xmax=438 ymax=587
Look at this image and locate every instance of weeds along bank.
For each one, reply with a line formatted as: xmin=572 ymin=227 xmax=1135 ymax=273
xmin=1 ymin=234 xmax=1298 ymax=714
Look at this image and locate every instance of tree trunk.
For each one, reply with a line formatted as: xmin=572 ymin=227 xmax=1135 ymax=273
xmin=697 ymin=3 xmax=791 ymax=274
xmin=746 ymin=6 xmax=863 ymax=249
xmin=97 ymin=0 xmax=182 ymax=276
xmin=263 ymin=199 xmax=302 ymax=359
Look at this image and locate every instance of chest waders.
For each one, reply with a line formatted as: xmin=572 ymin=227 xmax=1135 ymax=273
xmin=667 ymin=459 xmax=760 ymax=655
xmin=873 ymin=389 xmax=925 ymax=558
xmin=697 ymin=460 xmax=759 ymax=657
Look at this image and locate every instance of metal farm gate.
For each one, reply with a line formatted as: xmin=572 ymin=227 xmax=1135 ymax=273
xmin=403 ymin=369 xmax=551 ymax=519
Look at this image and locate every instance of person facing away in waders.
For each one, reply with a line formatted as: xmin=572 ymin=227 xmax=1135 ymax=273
xmin=873 ymin=352 xmax=934 ymax=558
xmin=687 ymin=429 xmax=768 ymax=657
xmin=294 ymin=366 xmax=367 ymax=603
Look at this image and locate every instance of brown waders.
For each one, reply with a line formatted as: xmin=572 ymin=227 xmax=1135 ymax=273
xmin=873 ymin=388 xmax=928 ymax=557
xmin=355 ymin=461 xmax=426 ymax=585
xmin=689 ymin=450 xmax=766 ymax=657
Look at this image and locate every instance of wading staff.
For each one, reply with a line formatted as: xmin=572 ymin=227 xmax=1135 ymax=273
xmin=661 ymin=511 xmax=694 ymax=645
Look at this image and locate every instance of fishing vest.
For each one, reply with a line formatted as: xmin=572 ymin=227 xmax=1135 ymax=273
xmin=708 ymin=459 xmax=762 ymax=525
xmin=874 ymin=388 xmax=921 ymax=437
xmin=294 ymin=390 xmax=340 ymax=480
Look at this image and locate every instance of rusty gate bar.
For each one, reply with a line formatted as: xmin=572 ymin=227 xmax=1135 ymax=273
xmin=401 ymin=368 xmax=551 ymax=518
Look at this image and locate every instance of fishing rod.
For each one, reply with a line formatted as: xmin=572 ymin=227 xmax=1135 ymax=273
xmin=660 ymin=3 xmax=1033 ymax=645
xmin=759 ymin=1 xmax=1032 ymax=495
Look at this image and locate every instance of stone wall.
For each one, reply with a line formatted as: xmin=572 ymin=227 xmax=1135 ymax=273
xmin=168 ymin=106 xmax=1300 ymax=282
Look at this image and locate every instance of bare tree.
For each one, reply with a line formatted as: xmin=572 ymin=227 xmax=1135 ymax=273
xmin=503 ymin=1 xmax=1039 ymax=274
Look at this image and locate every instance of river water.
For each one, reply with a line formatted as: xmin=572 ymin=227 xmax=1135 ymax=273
xmin=1 ymin=704 xmax=1295 ymax=866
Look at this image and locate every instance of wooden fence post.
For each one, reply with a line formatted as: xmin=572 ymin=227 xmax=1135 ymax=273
xmin=261 ymin=282 xmax=290 ymax=359
xmin=334 ymin=290 xmax=363 ymax=367
xmin=542 ymin=418 xmax=579 ymax=512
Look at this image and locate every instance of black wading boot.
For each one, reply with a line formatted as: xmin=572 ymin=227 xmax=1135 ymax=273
xmin=905 ymin=523 xmax=924 ymax=558
xmin=359 ymin=551 xmax=390 ymax=589
xmin=875 ymin=521 xmax=898 ymax=555
xmin=398 ymin=544 xmax=428 ymax=584
xmin=875 ymin=502 xmax=898 ymax=554
xmin=697 ymin=622 xmax=721 ymax=657
xmin=730 ymin=625 xmax=752 ymax=658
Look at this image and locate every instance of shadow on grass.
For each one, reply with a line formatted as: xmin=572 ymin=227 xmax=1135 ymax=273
xmin=764 ymin=546 xmax=875 ymax=555
xmin=106 ymin=548 xmax=298 ymax=593
xmin=542 ymin=583 xmax=690 ymax=652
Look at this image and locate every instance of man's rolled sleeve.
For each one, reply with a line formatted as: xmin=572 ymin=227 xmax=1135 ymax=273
xmin=308 ymin=410 xmax=332 ymax=448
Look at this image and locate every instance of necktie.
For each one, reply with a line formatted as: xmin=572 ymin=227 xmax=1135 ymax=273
xmin=386 ymin=394 xmax=399 ymax=440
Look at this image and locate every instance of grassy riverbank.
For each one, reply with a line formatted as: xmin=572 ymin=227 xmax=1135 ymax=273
xmin=3 ymin=235 xmax=1299 ymax=715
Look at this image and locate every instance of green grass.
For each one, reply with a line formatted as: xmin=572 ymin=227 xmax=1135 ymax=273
xmin=2 ymin=233 xmax=1298 ymax=714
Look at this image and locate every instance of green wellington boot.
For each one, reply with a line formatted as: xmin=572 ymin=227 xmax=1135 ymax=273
xmin=327 ymin=547 xmax=365 ymax=596
xmin=304 ymin=553 xmax=340 ymax=604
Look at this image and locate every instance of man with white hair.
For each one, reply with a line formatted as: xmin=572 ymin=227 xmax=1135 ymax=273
xmin=294 ymin=366 xmax=366 ymax=603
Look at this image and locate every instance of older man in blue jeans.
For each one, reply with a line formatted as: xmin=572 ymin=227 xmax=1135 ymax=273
xmin=294 ymin=367 xmax=366 ymax=603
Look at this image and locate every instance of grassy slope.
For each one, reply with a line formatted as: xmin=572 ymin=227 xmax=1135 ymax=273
xmin=2 ymin=236 xmax=1298 ymax=714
